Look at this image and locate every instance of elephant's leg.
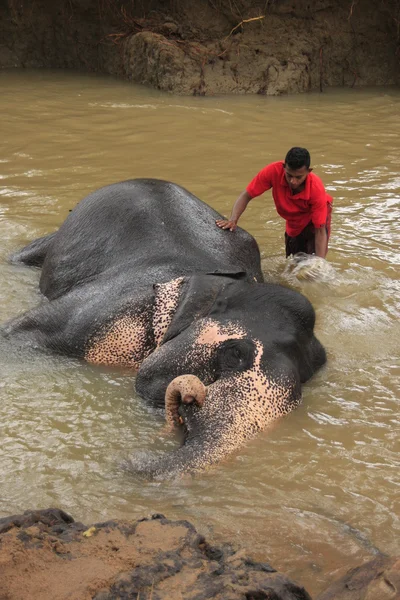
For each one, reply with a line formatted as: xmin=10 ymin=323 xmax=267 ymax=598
xmin=2 ymin=285 xmax=160 ymax=368
xmin=1 ymin=293 xmax=87 ymax=358
xmin=9 ymin=232 xmax=56 ymax=267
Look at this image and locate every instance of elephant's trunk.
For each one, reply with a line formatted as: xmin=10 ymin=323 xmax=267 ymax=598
xmin=128 ymin=376 xmax=246 ymax=479
xmin=164 ymin=374 xmax=206 ymax=429
xmin=128 ymin=374 xmax=289 ymax=480
xmin=126 ymin=433 xmax=235 ymax=480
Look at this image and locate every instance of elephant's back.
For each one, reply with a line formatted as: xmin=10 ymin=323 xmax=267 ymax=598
xmin=40 ymin=179 xmax=262 ymax=300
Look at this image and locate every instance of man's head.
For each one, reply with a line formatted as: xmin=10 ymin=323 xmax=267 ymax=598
xmin=284 ymin=147 xmax=312 ymax=192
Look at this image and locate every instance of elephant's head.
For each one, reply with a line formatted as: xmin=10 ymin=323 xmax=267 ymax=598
xmin=131 ymin=273 xmax=326 ymax=479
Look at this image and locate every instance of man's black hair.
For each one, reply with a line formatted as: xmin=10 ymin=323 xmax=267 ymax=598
xmin=285 ymin=147 xmax=310 ymax=170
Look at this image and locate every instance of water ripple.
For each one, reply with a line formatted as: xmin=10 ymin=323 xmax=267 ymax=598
xmin=0 ymin=73 xmax=399 ymax=595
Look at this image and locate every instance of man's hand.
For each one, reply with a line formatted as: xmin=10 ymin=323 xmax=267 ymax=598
xmin=216 ymin=219 xmax=237 ymax=232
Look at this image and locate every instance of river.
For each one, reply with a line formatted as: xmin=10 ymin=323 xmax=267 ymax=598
xmin=0 ymin=69 xmax=399 ymax=596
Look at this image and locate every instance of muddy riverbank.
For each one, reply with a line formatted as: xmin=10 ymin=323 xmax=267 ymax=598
xmin=1 ymin=509 xmax=398 ymax=599
xmin=1 ymin=0 xmax=399 ymax=95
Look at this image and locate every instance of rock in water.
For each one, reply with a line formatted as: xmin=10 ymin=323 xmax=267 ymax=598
xmin=316 ymin=554 xmax=400 ymax=599
xmin=0 ymin=508 xmax=312 ymax=600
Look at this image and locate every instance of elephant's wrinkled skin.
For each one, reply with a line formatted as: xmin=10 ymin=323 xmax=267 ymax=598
xmin=3 ymin=179 xmax=326 ymax=478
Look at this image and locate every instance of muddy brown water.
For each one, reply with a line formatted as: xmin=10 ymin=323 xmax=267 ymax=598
xmin=0 ymin=69 xmax=399 ymax=596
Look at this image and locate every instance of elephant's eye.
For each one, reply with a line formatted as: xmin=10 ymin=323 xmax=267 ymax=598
xmin=217 ymin=339 xmax=255 ymax=373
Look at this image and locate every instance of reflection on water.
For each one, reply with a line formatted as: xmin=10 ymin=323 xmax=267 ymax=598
xmin=0 ymin=70 xmax=399 ymax=596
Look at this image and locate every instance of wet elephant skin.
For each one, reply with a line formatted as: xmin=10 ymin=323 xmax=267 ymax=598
xmin=3 ymin=179 xmax=326 ymax=478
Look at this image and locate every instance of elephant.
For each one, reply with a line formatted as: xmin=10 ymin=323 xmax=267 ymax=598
xmin=2 ymin=179 xmax=327 ymax=478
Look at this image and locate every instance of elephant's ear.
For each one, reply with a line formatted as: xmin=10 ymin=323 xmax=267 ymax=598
xmin=161 ymin=271 xmax=245 ymax=344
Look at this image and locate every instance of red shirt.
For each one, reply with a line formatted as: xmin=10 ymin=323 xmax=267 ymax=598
xmin=246 ymin=161 xmax=333 ymax=237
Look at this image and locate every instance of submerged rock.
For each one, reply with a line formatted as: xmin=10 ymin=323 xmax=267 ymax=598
xmin=316 ymin=554 xmax=400 ymax=599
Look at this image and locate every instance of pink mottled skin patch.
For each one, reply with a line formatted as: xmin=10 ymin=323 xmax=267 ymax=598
xmin=85 ymin=277 xmax=184 ymax=368
xmin=196 ymin=321 xmax=245 ymax=346
xmin=85 ymin=315 xmax=149 ymax=369
xmin=153 ymin=278 xmax=184 ymax=347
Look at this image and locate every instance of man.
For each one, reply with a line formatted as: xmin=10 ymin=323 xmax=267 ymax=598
xmin=216 ymin=147 xmax=333 ymax=258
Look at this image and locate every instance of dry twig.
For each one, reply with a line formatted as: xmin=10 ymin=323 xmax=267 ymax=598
xmin=348 ymin=0 xmax=358 ymax=21
xmin=223 ymin=15 xmax=265 ymax=41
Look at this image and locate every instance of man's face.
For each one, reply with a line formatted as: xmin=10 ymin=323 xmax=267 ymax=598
xmin=284 ymin=164 xmax=309 ymax=192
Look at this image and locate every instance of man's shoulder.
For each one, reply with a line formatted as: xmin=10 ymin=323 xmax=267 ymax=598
xmin=259 ymin=161 xmax=283 ymax=177
xmin=269 ymin=161 xmax=284 ymax=171
xmin=309 ymin=171 xmax=326 ymax=195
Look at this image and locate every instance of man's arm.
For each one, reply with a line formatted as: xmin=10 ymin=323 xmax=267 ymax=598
xmin=216 ymin=190 xmax=252 ymax=232
xmin=314 ymin=226 xmax=328 ymax=258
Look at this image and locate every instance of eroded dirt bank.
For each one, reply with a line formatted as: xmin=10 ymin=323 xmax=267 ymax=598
xmin=1 ymin=0 xmax=399 ymax=95
xmin=1 ymin=509 xmax=399 ymax=600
